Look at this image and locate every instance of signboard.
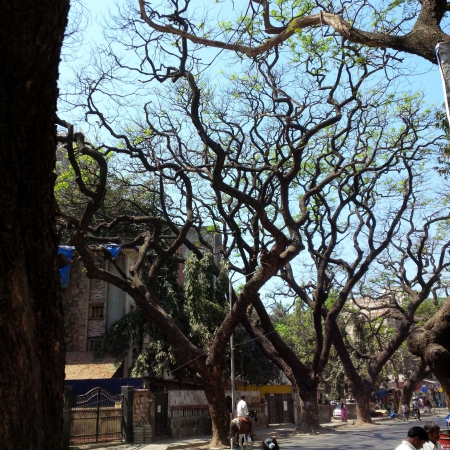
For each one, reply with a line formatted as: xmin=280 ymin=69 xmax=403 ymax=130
xmin=422 ymin=387 xmax=428 ymax=393
xmin=283 ymin=401 xmax=288 ymax=411
xmin=439 ymin=388 xmax=444 ymax=393
xmin=157 ymin=405 xmax=162 ymax=413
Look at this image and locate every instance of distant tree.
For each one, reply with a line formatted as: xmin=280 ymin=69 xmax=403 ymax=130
xmin=240 ymin=91 xmax=450 ymax=424
xmin=278 ymin=159 xmax=450 ymax=423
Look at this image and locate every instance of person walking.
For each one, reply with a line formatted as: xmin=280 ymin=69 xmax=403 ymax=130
xmin=237 ymin=395 xmax=256 ymax=438
xmin=390 ymin=401 xmax=395 ymax=415
xmin=394 ymin=426 xmax=429 ymax=450
xmin=340 ymin=400 xmax=347 ymax=422
xmin=412 ymin=398 xmax=421 ymax=421
xmin=423 ymin=422 xmax=443 ymax=450
xmin=402 ymin=403 xmax=410 ymax=422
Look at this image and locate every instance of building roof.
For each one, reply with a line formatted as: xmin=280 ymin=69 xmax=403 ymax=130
xmin=65 ymin=352 xmax=119 ymax=380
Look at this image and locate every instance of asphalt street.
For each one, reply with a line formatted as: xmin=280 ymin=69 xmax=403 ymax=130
xmin=71 ymin=411 xmax=449 ymax=450
xmin=280 ymin=414 xmax=449 ymax=450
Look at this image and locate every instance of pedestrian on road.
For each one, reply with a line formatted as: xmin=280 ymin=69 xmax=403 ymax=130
xmin=237 ymin=395 xmax=256 ymax=438
xmin=402 ymin=403 xmax=410 ymax=422
xmin=423 ymin=422 xmax=443 ymax=450
xmin=390 ymin=401 xmax=395 ymax=415
xmin=413 ymin=398 xmax=421 ymax=421
xmin=262 ymin=437 xmax=279 ymax=450
xmin=340 ymin=400 xmax=347 ymax=422
xmin=394 ymin=426 xmax=429 ymax=450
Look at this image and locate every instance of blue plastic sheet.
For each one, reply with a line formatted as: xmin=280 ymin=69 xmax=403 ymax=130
xmin=103 ymin=244 xmax=122 ymax=258
xmin=58 ymin=246 xmax=75 ymax=288
xmin=58 ymin=244 xmax=122 ymax=287
xmin=377 ymin=389 xmax=387 ymax=398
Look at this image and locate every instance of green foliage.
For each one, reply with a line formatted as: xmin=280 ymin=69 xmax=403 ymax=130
xmin=96 ymin=252 xmax=229 ymax=379
xmin=55 ymin=147 xmax=159 ymax=242
xmin=225 ymin=325 xmax=282 ymax=386
xmin=415 ymin=298 xmax=446 ymax=325
xmin=184 ymin=252 xmax=229 ymax=348
xmin=273 ymin=301 xmax=316 ymax=361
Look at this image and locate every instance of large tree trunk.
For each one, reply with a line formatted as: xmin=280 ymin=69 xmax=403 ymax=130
xmin=296 ymin=383 xmax=320 ymax=432
xmin=352 ymin=388 xmax=373 ymax=425
xmin=408 ymin=298 xmax=450 ymax=404
xmin=0 ymin=1 xmax=69 ymax=449
xmin=202 ymin=365 xmax=230 ymax=447
xmin=400 ymin=358 xmax=430 ymax=407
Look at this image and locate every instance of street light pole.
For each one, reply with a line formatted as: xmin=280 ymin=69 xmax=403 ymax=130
xmin=229 ymin=277 xmax=236 ymax=420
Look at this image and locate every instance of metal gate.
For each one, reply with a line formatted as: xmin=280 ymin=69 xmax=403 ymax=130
xmin=266 ymin=393 xmax=294 ymax=424
xmin=154 ymin=392 xmax=169 ymax=436
xmin=70 ymin=387 xmax=125 ymax=444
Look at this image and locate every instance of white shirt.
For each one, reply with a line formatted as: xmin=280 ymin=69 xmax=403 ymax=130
xmin=423 ymin=442 xmax=443 ymax=450
xmin=237 ymin=399 xmax=249 ymax=417
xmin=395 ymin=441 xmax=420 ymax=450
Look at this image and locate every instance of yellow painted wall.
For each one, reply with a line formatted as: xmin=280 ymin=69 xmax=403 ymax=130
xmin=236 ymin=385 xmax=292 ymax=397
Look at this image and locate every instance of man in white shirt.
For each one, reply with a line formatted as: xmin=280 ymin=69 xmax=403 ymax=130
xmin=395 ymin=426 xmax=429 ymax=450
xmin=236 ymin=395 xmax=256 ymax=437
xmin=423 ymin=422 xmax=443 ymax=450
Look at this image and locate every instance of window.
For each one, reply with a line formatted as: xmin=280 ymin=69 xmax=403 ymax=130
xmin=88 ymin=338 xmax=99 ymax=351
xmin=90 ymin=305 xmax=104 ymax=319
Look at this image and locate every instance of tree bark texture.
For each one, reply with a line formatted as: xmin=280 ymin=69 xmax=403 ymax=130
xmin=352 ymin=389 xmax=373 ymax=425
xmin=400 ymin=358 xmax=430 ymax=407
xmin=296 ymin=383 xmax=320 ymax=432
xmin=0 ymin=1 xmax=69 ymax=449
xmin=408 ymin=298 xmax=450 ymax=404
xmin=202 ymin=366 xmax=230 ymax=447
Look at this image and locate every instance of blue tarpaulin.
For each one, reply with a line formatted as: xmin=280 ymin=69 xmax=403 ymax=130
xmin=58 ymin=246 xmax=75 ymax=288
xmin=58 ymin=244 xmax=122 ymax=287
xmin=103 ymin=244 xmax=122 ymax=258
xmin=377 ymin=389 xmax=388 ymax=398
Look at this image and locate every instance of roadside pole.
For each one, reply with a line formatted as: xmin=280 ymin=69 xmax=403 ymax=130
xmin=229 ymin=278 xmax=236 ymax=418
xmin=229 ymin=278 xmax=236 ymax=450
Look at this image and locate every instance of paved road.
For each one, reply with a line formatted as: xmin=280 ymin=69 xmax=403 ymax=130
xmin=280 ymin=414 xmax=449 ymax=450
xmin=71 ymin=412 xmax=449 ymax=450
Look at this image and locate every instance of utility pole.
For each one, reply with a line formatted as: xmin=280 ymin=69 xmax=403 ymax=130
xmin=229 ymin=278 xmax=236 ymax=418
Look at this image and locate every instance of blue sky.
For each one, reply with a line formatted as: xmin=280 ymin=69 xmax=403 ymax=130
xmin=59 ymin=0 xmax=446 ymax=121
